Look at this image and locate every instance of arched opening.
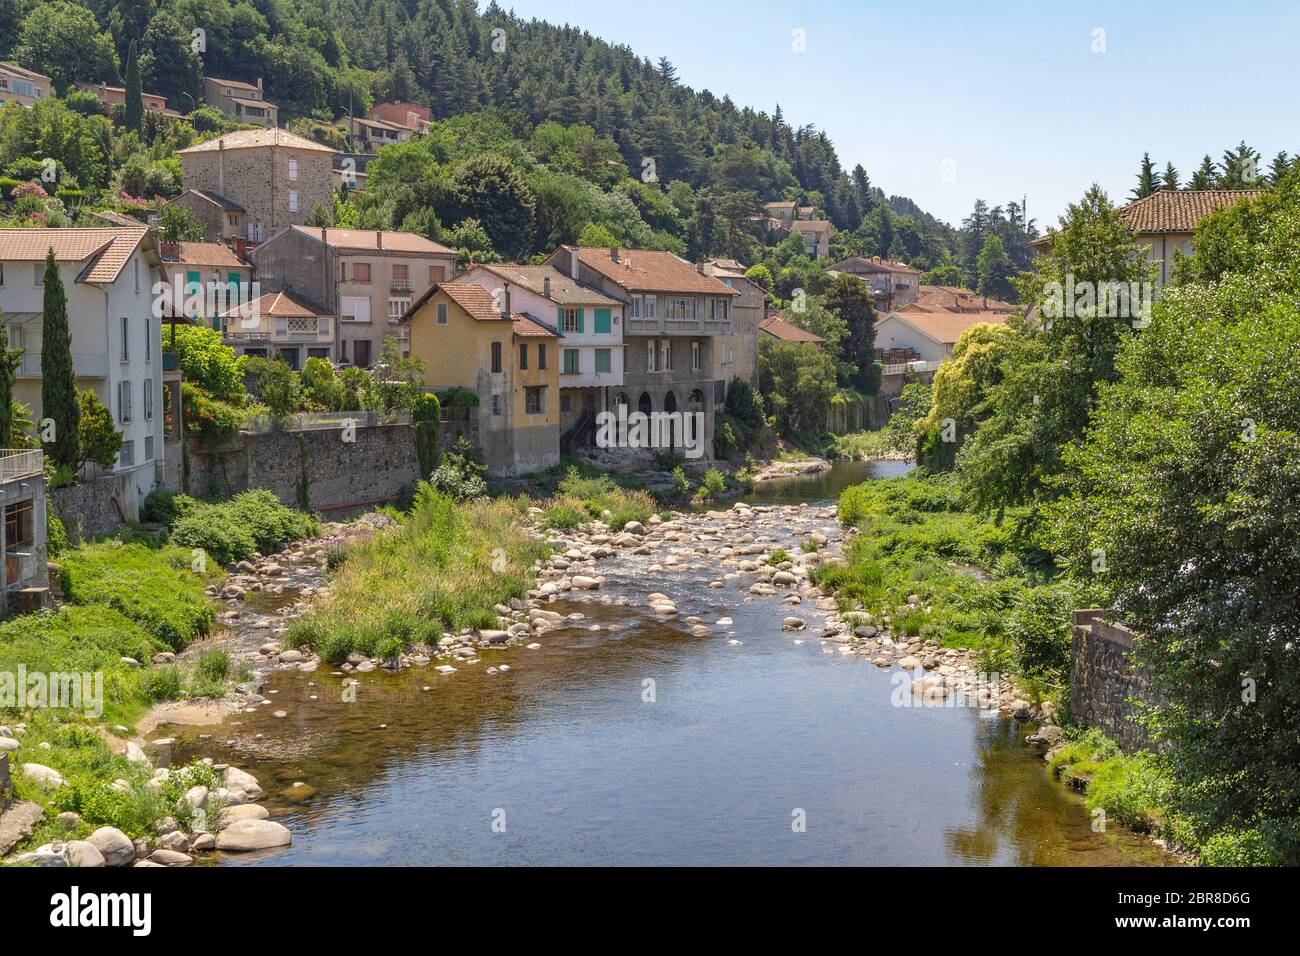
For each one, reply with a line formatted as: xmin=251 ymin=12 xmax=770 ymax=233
xmin=638 ymin=392 xmax=653 ymax=416
xmin=664 ymin=390 xmax=679 ymax=450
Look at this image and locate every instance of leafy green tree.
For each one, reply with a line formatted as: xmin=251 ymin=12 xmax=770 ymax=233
xmin=744 ymin=263 xmax=773 ymax=291
xmin=758 ymin=339 xmax=836 ymax=437
xmin=822 ymin=273 xmax=876 ymax=392
xmin=258 ymin=359 xmax=301 ymax=421
xmin=446 ymin=154 xmax=536 ymax=259
xmin=76 ymin=389 xmax=122 ymax=471
xmin=14 ymin=0 xmax=118 ymax=93
xmin=123 ymin=39 xmax=143 ymax=133
xmin=576 ymin=222 xmax=617 ymax=247
xmin=975 ymin=233 xmax=1015 ymax=301
xmin=168 ymin=326 xmax=246 ymax=403
xmin=158 ymin=204 xmax=202 ymax=242
xmin=1048 ymin=179 xmax=1300 ymax=861
xmin=443 ymin=218 xmax=499 ymax=267
xmin=915 ymin=323 xmax=1016 ymax=471
xmin=39 ymin=249 xmax=79 ymax=470
xmin=300 ymin=357 xmax=345 ymax=411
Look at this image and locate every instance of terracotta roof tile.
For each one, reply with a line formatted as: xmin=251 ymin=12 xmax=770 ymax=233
xmin=0 ymin=226 xmax=149 ymax=284
xmin=168 ymin=242 xmax=249 ymax=269
xmin=441 ymin=283 xmax=510 ymax=323
xmin=286 ymin=225 xmax=454 ymax=255
xmin=470 ymin=263 xmax=621 ymax=306
xmin=1117 ymin=188 xmax=1265 ymax=233
xmin=829 ymin=256 xmax=921 ymax=276
xmin=760 ymin=314 xmax=824 ymax=343
xmin=180 ymin=128 xmax=334 ymax=155
xmin=884 ymin=310 xmax=1009 ymax=345
xmin=512 ymin=314 xmax=559 ymax=338
xmin=569 ymin=246 xmax=738 ymax=295
xmin=220 ymin=289 xmax=326 ymax=319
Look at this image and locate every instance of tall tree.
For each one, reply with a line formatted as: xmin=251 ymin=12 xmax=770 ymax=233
xmin=975 ymin=233 xmax=1015 ymax=301
xmin=1268 ymin=151 xmax=1294 ymax=184
xmin=1162 ymin=161 xmax=1180 ymax=190
xmin=0 ymin=316 xmax=18 ymax=448
xmin=1131 ymin=152 xmax=1161 ymax=199
xmin=1189 ymin=154 xmax=1218 ymax=189
xmin=822 ymin=273 xmax=876 ymax=392
xmin=39 ymin=249 xmax=80 ymax=470
xmin=123 ymin=38 xmax=143 ymax=132
xmin=1218 ymin=140 xmax=1262 ymax=188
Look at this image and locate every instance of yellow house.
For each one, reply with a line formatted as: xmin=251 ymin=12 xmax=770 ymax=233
xmin=403 ymin=282 xmax=560 ymax=476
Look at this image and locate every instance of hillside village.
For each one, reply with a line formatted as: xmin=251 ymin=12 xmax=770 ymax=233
xmin=0 ymin=0 xmax=1298 ymax=880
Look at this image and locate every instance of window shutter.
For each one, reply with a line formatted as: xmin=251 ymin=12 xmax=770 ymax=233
xmin=595 ymin=308 xmax=611 ymax=334
xmin=557 ymin=306 xmax=563 ymax=327
xmin=578 ymin=309 xmax=584 ymax=333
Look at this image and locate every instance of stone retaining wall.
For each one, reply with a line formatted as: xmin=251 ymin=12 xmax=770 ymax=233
xmin=1069 ymin=609 xmax=1152 ymax=752
xmin=52 ymin=473 xmax=132 ymax=541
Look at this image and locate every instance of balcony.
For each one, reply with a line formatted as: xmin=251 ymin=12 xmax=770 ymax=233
xmin=17 ymin=351 xmax=109 ymax=379
xmin=625 ymin=317 xmax=730 ymax=337
xmin=390 ymin=281 xmax=413 ymax=294
xmin=224 ymin=315 xmax=334 ymax=345
xmin=0 ymin=448 xmax=43 ymax=482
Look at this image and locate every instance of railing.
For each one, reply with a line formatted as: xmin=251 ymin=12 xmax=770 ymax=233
xmin=390 ymin=281 xmax=412 ymax=293
xmin=0 ymin=448 xmax=43 ymax=482
xmin=17 ymin=351 xmax=110 ymax=378
xmin=224 ymin=316 xmax=333 ymax=344
xmin=241 ymin=409 xmax=412 ymax=434
xmin=879 ymin=360 xmax=942 ymax=376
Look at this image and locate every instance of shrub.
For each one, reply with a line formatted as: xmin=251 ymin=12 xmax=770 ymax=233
xmin=671 ymin=466 xmax=689 ymax=497
xmin=694 ymin=467 xmax=727 ymax=501
xmin=140 ymin=490 xmax=197 ymax=526
xmin=169 ymin=490 xmax=317 ymax=565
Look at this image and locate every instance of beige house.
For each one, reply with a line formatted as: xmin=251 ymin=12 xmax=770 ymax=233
xmin=370 ymin=101 xmax=432 ymax=132
xmin=701 ymin=258 xmax=763 ymax=394
xmin=203 ymin=77 xmax=278 ymax=127
xmin=344 ymin=116 xmax=414 ymax=153
xmin=0 ymin=63 xmax=50 ymax=108
xmin=250 ymin=226 xmax=458 ymax=368
xmin=829 ymin=256 xmax=921 ymax=309
xmin=157 ymin=240 xmax=253 ymax=332
xmin=1031 ymin=187 xmax=1266 ymax=287
xmin=874 ymin=310 xmax=1009 ymax=363
xmin=75 ymin=81 xmax=178 ymax=117
xmin=403 ymin=282 xmax=561 ymax=476
xmin=169 ymin=129 xmax=336 ymax=244
xmin=220 ymin=289 xmax=333 ymax=370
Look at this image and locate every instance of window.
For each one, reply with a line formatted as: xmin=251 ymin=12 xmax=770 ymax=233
xmin=119 ymin=381 xmax=132 ymax=423
xmin=353 ymin=262 xmax=371 ymax=283
xmin=647 ymin=340 xmax=657 ymax=372
xmin=595 ymin=348 xmax=611 ymax=374
xmin=388 ymin=298 xmax=411 ymax=320
xmin=691 ymin=342 xmax=700 ymax=371
xmin=119 ymin=441 xmax=134 ymax=467
xmin=0 ymin=263 xmax=4 ymax=286
xmin=144 ymin=436 xmax=154 ymax=461
xmin=594 ymin=308 xmax=611 ymax=334
xmin=145 ymin=317 xmax=151 ymax=363
xmin=120 ymin=316 xmax=130 ymax=361
xmin=392 ymin=264 xmax=409 ymax=290
xmin=144 ymin=378 xmax=154 ymax=420
xmin=308 ymin=348 xmax=330 ymax=359
xmin=538 ymin=344 xmax=547 ymax=370
xmin=341 ymin=297 xmax=371 ymax=323
xmin=289 ymin=190 xmax=298 ymax=212
xmin=666 ymin=297 xmax=695 ymax=320
xmin=560 ymin=393 xmax=571 ymax=413
xmin=430 ymin=264 xmax=446 ymax=283
xmin=436 ymin=302 xmax=448 ymax=325
xmin=719 ymin=298 xmax=729 ymax=321
xmin=563 ymin=348 xmax=580 ymax=374
xmin=288 ymin=158 xmax=298 ymax=181
xmin=491 ymin=341 xmax=502 ymax=373
xmin=492 ymin=394 xmax=501 ymax=416
xmin=525 ymin=386 xmax=545 ymax=415
xmin=519 ymin=343 xmax=528 ymax=370
xmin=34 ymin=263 xmax=43 ymax=286
xmin=562 ymin=308 xmax=582 ymax=333
xmin=4 ymin=500 xmax=33 ymax=549
xmin=660 ymin=341 xmax=672 ymax=371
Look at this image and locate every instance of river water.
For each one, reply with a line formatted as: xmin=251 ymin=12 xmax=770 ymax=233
xmin=169 ymin=459 xmax=1175 ymax=866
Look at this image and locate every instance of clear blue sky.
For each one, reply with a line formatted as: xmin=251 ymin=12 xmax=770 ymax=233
xmin=501 ymin=0 xmax=1298 ymax=228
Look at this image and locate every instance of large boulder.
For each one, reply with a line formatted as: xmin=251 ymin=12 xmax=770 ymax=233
xmin=215 ymin=819 xmax=291 ymax=852
xmin=86 ymin=826 xmax=136 ymax=867
xmin=216 ymin=804 xmax=269 ymax=830
xmin=21 ymin=763 xmax=65 ymax=788
xmin=222 ymin=766 xmax=263 ymax=800
xmin=64 ymin=840 xmax=106 ymax=868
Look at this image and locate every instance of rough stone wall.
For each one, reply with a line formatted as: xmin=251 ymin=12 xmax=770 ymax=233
xmin=170 ymin=192 xmax=226 ymax=243
xmin=181 ymin=146 xmax=332 ymax=236
xmin=1069 ymin=610 xmax=1153 ymax=752
xmin=52 ymin=474 xmax=133 ymax=541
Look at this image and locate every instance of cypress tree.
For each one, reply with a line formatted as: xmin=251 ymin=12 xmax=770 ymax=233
xmin=124 ymin=39 xmax=143 ymax=132
xmin=40 ymin=249 xmax=80 ymax=470
xmin=0 ymin=318 xmax=18 ymax=448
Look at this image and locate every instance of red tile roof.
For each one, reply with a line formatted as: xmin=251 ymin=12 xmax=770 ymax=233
xmin=567 ymin=246 xmax=738 ymax=295
xmin=167 ymin=242 xmax=249 ymax=269
xmin=286 ymin=225 xmax=454 ymax=255
xmin=512 ymin=314 xmax=559 ymax=338
xmin=759 ymin=314 xmax=825 ymax=343
xmin=1117 ymin=188 xmax=1265 ymax=233
xmin=883 ymin=310 xmax=1009 ymax=345
xmin=0 ymin=226 xmax=150 ymax=284
xmin=220 ymin=289 xmax=326 ymax=319
xmin=440 ymin=283 xmax=511 ymax=323
xmin=830 ymin=256 xmax=922 ymax=276
xmin=468 ymin=263 xmax=621 ymax=307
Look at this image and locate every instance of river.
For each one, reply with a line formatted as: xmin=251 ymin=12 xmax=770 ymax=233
xmin=168 ymin=459 xmax=1175 ymax=866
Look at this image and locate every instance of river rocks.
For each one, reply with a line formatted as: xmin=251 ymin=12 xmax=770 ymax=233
xmin=782 ymin=617 xmax=806 ymax=631
xmin=87 ymin=826 xmax=136 ymax=867
xmin=21 ymin=763 xmax=64 ymax=788
xmin=897 ymin=656 xmax=922 ymax=670
xmin=623 ymin=521 xmax=647 ymax=536
xmin=64 ymin=840 xmax=106 ymax=868
xmin=223 ymin=766 xmax=264 ymax=800
xmin=278 ymin=649 xmax=304 ymax=663
xmin=690 ymin=624 xmax=711 ymax=637
xmin=216 ymin=819 xmax=292 ymax=852
xmin=570 ymin=575 xmax=600 ymax=590
xmin=158 ymin=831 xmax=191 ymax=854
xmin=150 ymin=848 xmax=193 ymax=866
xmin=192 ymin=833 xmax=217 ymax=852
xmin=1026 ymin=724 xmax=1063 ymax=748
xmin=217 ymin=804 xmax=270 ymax=829
xmin=436 ymin=664 xmax=457 ymax=675
xmin=0 ymin=736 xmax=19 ymax=752
xmin=771 ymin=571 xmax=798 ymax=586
xmin=478 ymin=630 xmax=510 ymax=645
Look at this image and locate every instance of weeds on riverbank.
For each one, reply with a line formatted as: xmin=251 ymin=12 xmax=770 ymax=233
xmin=541 ymin=467 xmax=656 ymax=532
xmin=165 ymin=490 xmax=318 ymax=565
xmin=287 ymin=483 xmax=550 ymax=661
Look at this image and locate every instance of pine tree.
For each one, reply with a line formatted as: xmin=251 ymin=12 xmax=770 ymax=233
xmin=655 ymin=57 xmax=677 ymax=84
xmin=1190 ymin=155 xmax=1218 ymax=189
xmin=0 ymin=316 xmax=18 ymax=448
xmin=1162 ymin=162 xmax=1180 ymax=190
xmin=1132 ymin=152 xmax=1160 ymax=199
xmin=1218 ymin=141 xmax=1261 ymax=188
xmin=124 ymin=38 xmax=143 ymax=132
xmin=40 ymin=249 xmax=80 ymax=470
xmin=1268 ymin=151 xmax=1293 ymax=184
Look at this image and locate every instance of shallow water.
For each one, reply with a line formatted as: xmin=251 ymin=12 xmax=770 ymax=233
xmin=166 ymin=464 xmax=1175 ymax=866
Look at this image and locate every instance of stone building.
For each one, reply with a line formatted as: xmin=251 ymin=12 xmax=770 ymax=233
xmin=0 ymin=449 xmax=48 ymax=615
xmin=203 ymin=77 xmax=278 ymax=127
xmin=702 ymin=258 xmax=764 ymax=397
xmin=169 ymin=129 xmax=336 ymax=244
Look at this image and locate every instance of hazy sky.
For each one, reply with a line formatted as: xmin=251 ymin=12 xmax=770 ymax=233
xmin=501 ymin=0 xmax=1298 ymax=228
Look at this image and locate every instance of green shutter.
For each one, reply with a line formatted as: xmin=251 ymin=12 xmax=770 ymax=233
xmin=557 ymin=306 xmax=563 ymax=329
xmin=594 ymin=308 xmax=611 ymax=334
xmin=578 ymin=308 xmax=585 ymax=333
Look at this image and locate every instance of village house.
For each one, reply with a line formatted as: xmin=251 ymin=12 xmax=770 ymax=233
xmin=759 ymin=312 xmax=825 ymax=348
xmin=828 ymin=256 xmax=922 ymax=309
xmin=545 ymin=246 xmax=738 ymax=459
xmin=220 ymin=289 xmax=332 ymax=370
xmin=342 ymin=115 xmax=415 ymax=153
xmin=0 ymin=447 xmax=48 ymax=614
xmin=701 ymin=258 xmax=764 ymax=394
xmin=74 ymin=81 xmax=180 ymax=117
xmin=874 ymin=309 xmax=1010 ymax=364
xmin=157 ymin=239 xmax=253 ymax=330
xmin=901 ymin=284 xmax=1016 ymax=315
xmin=249 ymin=226 xmax=458 ymax=368
xmin=402 ymin=282 xmax=560 ymax=476
xmin=0 ymin=227 xmax=165 ymax=518
xmin=370 ymin=101 xmax=432 ymax=133
xmin=1031 ymin=187 xmax=1265 ymax=287
xmin=0 ymin=63 xmax=49 ymax=108
xmin=168 ymin=128 xmax=336 ymax=244
xmin=451 ymin=263 xmax=624 ymax=451
xmin=203 ymin=76 xmax=279 ymax=127
xmin=760 ymin=201 xmax=833 ymax=258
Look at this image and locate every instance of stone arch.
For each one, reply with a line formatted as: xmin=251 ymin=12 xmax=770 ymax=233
xmin=638 ymin=391 xmax=653 ymax=415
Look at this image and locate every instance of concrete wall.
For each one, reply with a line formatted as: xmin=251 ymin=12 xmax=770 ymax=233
xmin=1069 ymin=609 xmax=1153 ymax=752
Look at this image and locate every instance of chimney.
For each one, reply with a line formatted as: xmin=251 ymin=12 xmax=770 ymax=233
xmin=159 ymin=240 xmax=180 ymax=260
xmin=609 ymin=247 xmax=619 ymax=263
xmin=256 ymin=77 xmax=263 ymax=92
xmin=569 ymin=246 xmax=579 ymax=278
xmin=500 ymin=286 xmax=511 ymax=317
xmin=696 ymin=260 xmax=705 ymax=275
xmin=543 ymin=275 xmax=551 ymax=298
xmin=376 ymin=230 xmax=383 ymax=249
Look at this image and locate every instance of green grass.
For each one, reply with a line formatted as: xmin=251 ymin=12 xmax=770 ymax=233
xmin=832 ymin=428 xmax=905 ymax=459
xmin=168 ymin=490 xmax=318 ymax=566
xmin=287 ymin=482 xmax=552 ymax=662
xmin=540 ymin=466 xmax=656 ymax=532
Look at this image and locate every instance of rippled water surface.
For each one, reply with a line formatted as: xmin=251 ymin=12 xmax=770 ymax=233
xmin=168 ymin=461 xmax=1175 ymax=866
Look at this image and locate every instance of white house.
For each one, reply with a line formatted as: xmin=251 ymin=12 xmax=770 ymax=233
xmin=873 ymin=310 xmax=1010 ymax=363
xmin=0 ymin=227 xmax=164 ymax=518
xmin=451 ymin=263 xmax=625 ymax=449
